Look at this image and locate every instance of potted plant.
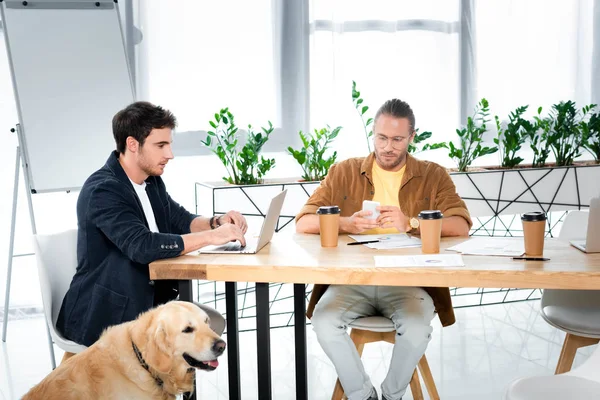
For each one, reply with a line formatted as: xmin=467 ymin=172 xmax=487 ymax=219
xmin=201 ymin=107 xmax=275 ymax=185
xmin=493 ymin=105 xmax=530 ymax=168
xmin=447 ymin=98 xmax=498 ymax=172
xmin=197 ymin=108 xmax=325 ymax=232
xmin=545 ymin=100 xmax=586 ymax=167
xmin=581 ymin=107 xmax=600 ymax=163
xmin=287 ymin=125 xmax=342 ymax=181
xmin=449 ymin=100 xmax=600 ymax=235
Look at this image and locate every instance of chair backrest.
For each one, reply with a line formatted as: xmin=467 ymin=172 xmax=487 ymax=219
xmin=566 ymin=339 xmax=600 ymax=382
xmin=558 ymin=211 xmax=589 ymax=241
xmin=33 ymin=229 xmax=78 ymax=339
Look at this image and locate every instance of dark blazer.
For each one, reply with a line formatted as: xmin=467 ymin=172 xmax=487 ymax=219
xmin=56 ymin=151 xmax=197 ymax=346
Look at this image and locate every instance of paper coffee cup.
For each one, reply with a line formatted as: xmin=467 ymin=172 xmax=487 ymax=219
xmin=317 ymin=206 xmax=340 ymax=247
xmin=419 ymin=210 xmax=443 ymax=254
xmin=521 ymin=212 xmax=546 ymax=256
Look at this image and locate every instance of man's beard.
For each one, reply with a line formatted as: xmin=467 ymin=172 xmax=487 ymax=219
xmin=375 ymin=149 xmax=405 ymax=170
xmin=138 ymin=151 xmax=161 ymax=176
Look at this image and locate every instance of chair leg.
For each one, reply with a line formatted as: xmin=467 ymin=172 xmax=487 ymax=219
xmin=555 ymin=334 xmax=600 ymax=374
xmin=349 ymin=328 xmax=367 ymax=357
xmin=418 ymin=355 xmax=439 ymax=400
xmin=409 ymin=368 xmax=424 ymax=400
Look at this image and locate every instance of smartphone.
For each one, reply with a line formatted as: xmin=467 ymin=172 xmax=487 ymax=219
xmin=362 ymin=200 xmax=380 ymax=220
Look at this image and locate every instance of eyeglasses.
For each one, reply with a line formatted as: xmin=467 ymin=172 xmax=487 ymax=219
xmin=374 ymin=134 xmax=411 ymax=149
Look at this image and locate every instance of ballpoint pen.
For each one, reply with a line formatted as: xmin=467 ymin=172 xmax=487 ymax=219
xmin=347 ymin=240 xmax=380 ymax=246
xmin=512 ymin=257 xmax=550 ymax=261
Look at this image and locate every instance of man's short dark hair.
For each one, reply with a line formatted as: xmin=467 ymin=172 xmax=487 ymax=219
xmin=112 ymin=101 xmax=177 ymax=153
xmin=374 ymin=99 xmax=416 ymax=133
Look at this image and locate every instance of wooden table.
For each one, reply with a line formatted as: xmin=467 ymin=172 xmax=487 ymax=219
xmin=150 ymin=234 xmax=600 ymax=400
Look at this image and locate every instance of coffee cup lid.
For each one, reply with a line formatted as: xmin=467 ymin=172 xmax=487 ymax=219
xmin=317 ymin=206 xmax=340 ymax=215
xmin=418 ymin=210 xmax=443 ymax=220
xmin=521 ymin=211 xmax=546 ymax=222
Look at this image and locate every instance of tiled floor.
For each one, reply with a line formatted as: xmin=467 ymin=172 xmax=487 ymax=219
xmin=1 ymin=300 xmax=595 ymax=400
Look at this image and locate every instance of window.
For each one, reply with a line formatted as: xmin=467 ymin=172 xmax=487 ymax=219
xmin=135 ymin=0 xmax=278 ymax=132
xmin=310 ymin=0 xmax=461 ymax=162
xmin=309 ymin=0 xmax=598 ymax=166
xmin=476 ymin=0 xmax=594 ymax=119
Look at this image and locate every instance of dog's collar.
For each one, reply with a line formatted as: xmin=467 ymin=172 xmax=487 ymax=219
xmin=131 ymin=340 xmax=164 ymax=389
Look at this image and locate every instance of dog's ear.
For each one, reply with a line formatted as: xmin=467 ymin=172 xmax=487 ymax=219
xmin=145 ymin=321 xmax=173 ymax=374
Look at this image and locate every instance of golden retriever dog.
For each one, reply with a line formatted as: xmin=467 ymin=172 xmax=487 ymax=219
xmin=23 ymin=301 xmax=226 ymax=399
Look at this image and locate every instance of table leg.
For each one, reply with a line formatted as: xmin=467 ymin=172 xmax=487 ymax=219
xmin=226 ymin=282 xmax=241 ymax=400
xmin=256 ymin=282 xmax=272 ymax=400
xmin=178 ymin=280 xmax=196 ymax=400
xmin=294 ymin=284 xmax=308 ymax=400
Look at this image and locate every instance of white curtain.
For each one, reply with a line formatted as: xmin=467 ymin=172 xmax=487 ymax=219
xmin=476 ymin=0 xmax=595 ymax=121
xmin=309 ymin=0 xmax=599 ymax=166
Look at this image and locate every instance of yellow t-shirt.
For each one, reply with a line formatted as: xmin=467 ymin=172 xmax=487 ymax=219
xmin=363 ymin=163 xmax=405 ymax=235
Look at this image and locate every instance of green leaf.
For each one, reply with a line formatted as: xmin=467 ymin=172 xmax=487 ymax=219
xmin=362 ymin=106 xmax=369 ymax=115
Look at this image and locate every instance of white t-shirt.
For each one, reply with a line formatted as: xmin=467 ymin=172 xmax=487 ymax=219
xmin=129 ymin=179 xmax=160 ymax=233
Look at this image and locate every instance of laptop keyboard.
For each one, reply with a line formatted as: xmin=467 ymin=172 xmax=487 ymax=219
xmin=220 ymin=242 xmax=245 ymax=251
xmin=218 ymin=239 xmax=257 ymax=252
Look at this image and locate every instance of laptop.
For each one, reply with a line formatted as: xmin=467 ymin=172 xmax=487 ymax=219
xmin=199 ymin=190 xmax=287 ymax=254
xmin=570 ymin=197 xmax=600 ymax=253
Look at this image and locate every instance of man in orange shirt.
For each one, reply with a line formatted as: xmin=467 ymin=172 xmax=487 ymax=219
xmin=296 ymin=99 xmax=471 ymax=400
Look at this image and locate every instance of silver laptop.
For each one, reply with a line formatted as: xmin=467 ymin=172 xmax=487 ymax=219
xmin=199 ymin=190 xmax=287 ymax=254
xmin=570 ymin=197 xmax=600 ymax=253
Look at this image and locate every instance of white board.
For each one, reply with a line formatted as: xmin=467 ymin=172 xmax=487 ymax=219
xmin=1 ymin=0 xmax=134 ymax=192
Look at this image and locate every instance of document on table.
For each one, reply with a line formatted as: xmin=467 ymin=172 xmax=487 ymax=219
xmin=446 ymin=237 xmax=524 ymax=257
xmin=348 ymin=233 xmax=421 ymax=249
xmin=374 ymin=254 xmax=465 ymax=268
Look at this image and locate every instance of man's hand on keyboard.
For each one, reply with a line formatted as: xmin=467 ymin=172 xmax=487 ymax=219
xmin=210 ymin=224 xmax=247 ymax=247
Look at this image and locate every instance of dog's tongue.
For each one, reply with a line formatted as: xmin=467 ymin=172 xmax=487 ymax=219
xmin=207 ymin=360 xmax=219 ymax=368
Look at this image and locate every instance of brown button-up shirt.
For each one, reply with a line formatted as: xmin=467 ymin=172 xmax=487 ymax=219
xmin=297 ymin=153 xmax=472 ymax=327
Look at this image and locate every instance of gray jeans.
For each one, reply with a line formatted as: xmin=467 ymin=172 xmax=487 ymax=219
xmin=311 ymin=285 xmax=435 ymax=400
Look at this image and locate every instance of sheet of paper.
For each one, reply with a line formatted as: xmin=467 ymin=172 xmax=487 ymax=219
xmin=446 ymin=237 xmax=524 ymax=257
xmin=374 ymin=254 xmax=465 ymax=268
xmin=348 ymin=233 xmax=422 ymax=249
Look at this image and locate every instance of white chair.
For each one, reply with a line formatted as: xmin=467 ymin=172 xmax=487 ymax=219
xmin=540 ymin=211 xmax=600 ymax=374
xmin=33 ymin=229 xmax=87 ymax=367
xmin=505 ymin=342 xmax=600 ymax=399
xmin=504 ymin=210 xmax=600 ymax=399
xmin=330 ymin=316 xmax=439 ymax=400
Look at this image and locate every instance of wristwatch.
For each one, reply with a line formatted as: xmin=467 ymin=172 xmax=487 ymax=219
xmin=407 ymin=217 xmax=419 ymax=232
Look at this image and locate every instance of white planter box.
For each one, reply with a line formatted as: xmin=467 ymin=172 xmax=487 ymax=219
xmin=450 ymin=164 xmax=600 ymax=236
xmin=195 ymin=178 xmax=320 ymax=233
xmin=450 ymin=164 xmax=600 ymax=218
xmin=196 ymin=163 xmax=600 ymax=234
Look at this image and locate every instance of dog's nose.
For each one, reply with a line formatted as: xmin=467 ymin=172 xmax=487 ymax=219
xmin=212 ymin=339 xmax=226 ymax=356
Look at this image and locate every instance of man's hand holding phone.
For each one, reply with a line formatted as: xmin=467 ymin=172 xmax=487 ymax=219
xmin=339 ymin=200 xmax=379 ymax=234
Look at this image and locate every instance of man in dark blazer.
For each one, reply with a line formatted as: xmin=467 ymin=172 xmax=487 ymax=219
xmin=57 ymin=101 xmax=247 ymax=354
